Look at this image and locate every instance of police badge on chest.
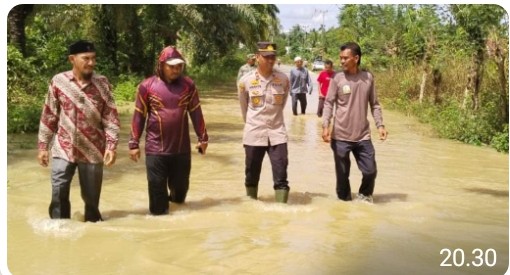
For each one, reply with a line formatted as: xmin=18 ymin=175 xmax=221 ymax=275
xmin=249 ymin=90 xmax=264 ymax=107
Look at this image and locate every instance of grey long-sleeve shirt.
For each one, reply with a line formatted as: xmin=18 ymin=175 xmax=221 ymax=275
xmin=289 ymin=67 xmax=312 ymax=94
xmin=322 ymin=70 xmax=384 ymax=142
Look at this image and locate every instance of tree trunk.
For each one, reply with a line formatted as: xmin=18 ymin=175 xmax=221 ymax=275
xmin=419 ymin=35 xmax=435 ymax=104
xmin=419 ymin=71 xmax=427 ymax=104
xmin=432 ymin=68 xmax=442 ymax=105
xmin=463 ymin=52 xmax=484 ymax=111
xmin=7 ymin=4 xmax=34 ymax=56
xmin=494 ymin=47 xmax=509 ymax=124
xmin=123 ymin=5 xmax=144 ymax=74
xmin=472 ymin=49 xmax=484 ymax=111
xmin=462 ymin=69 xmax=475 ymax=109
xmin=97 ymin=5 xmax=118 ymax=75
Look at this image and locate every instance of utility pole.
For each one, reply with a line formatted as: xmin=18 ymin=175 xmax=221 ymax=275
xmin=300 ymin=24 xmax=310 ymax=51
xmin=314 ymin=9 xmax=328 ymax=56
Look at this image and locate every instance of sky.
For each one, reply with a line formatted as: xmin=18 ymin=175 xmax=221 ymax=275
xmin=276 ymin=4 xmax=341 ymax=33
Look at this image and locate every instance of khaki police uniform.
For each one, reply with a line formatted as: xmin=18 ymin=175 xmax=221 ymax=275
xmin=238 ymin=62 xmax=291 ymax=195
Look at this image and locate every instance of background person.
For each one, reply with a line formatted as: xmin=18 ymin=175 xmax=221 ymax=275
xmin=289 ymin=56 xmax=313 ymax=116
xmin=316 ymin=59 xmax=335 ymax=117
xmin=237 ymin=53 xmax=257 ymax=83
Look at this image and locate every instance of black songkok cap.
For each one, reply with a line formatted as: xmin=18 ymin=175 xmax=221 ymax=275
xmin=69 ymin=40 xmax=96 ymax=55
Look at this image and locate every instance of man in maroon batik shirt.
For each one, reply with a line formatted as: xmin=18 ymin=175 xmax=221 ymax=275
xmin=38 ymin=40 xmax=120 ymax=222
xmin=129 ymin=46 xmax=209 ymax=215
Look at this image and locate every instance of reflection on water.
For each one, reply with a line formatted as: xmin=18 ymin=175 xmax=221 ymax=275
xmin=464 ymin=187 xmax=508 ymax=198
xmin=7 ymin=67 xmax=508 ymax=274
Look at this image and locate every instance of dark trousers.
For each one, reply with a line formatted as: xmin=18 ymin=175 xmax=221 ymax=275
xmin=291 ymin=93 xmax=307 ymax=115
xmin=146 ymin=154 xmax=191 ymax=215
xmin=244 ymin=143 xmax=289 ymax=191
xmin=330 ymin=140 xmax=377 ymax=201
xmin=317 ymin=97 xmax=325 ymax=117
xmin=49 ymin=158 xmax=103 ymax=222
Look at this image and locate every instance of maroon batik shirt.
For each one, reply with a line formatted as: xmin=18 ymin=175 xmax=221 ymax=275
xmin=128 ymin=75 xmax=208 ymax=155
xmin=38 ymin=71 xmax=120 ymax=163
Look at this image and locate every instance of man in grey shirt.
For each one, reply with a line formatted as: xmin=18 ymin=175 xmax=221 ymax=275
xmin=289 ymin=56 xmax=312 ymax=115
xmin=322 ymin=42 xmax=388 ymax=203
xmin=237 ymin=53 xmax=257 ymax=83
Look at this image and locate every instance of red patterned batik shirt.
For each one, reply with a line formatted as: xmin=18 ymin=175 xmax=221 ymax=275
xmin=38 ymin=71 xmax=120 ymax=163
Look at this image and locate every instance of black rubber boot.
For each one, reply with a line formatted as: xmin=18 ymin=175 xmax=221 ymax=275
xmin=275 ymin=190 xmax=289 ymax=203
xmin=246 ymin=186 xmax=258 ymax=199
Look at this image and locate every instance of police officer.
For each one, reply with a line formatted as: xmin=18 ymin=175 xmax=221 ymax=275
xmin=237 ymin=53 xmax=257 ymax=83
xmin=238 ymin=42 xmax=291 ymax=203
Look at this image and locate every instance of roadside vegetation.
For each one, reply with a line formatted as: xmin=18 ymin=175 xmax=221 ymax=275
xmin=7 ymin=4 xmax=508 ymax=152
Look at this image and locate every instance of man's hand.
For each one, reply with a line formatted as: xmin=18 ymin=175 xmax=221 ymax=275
xmin=104 ymin=150 xmax=116 ymax=167
xmin=129 ymin=148 xmax=140 ymax=162
xmin=378 ymin=126 xmax=388 ymax=141
xmin=322 ymin=128 xmax=331 ymax=143
xmin=195 ymin=142 xmax=208 ymax=155
xmin=38 ymin=150 xmax=49 ymax=167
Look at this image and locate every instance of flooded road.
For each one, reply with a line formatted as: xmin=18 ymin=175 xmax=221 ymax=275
xmin=6 ymin=65 xmax=509 ymax=274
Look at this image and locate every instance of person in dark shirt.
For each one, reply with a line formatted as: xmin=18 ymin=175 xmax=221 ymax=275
xmin=129 ymin=46 xmax=209 ymax=215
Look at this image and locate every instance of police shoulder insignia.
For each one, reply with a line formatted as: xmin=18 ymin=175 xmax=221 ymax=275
xmin=342 ymin=85 xmax=351 ymax=94
xmin=273 ymin=94 xmax=283 ymax=105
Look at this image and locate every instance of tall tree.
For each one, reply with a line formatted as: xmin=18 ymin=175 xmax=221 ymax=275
xmin=7 ymin=4 xmax=34 ymax=56
xmin=486 ymin=27 xmax=509 ymax=124
xmin=114 ymin=5 xmax=145 ymax=74
xmin=175 ymin=4 xmax=279 ymax=65
xmin=95 ymin=4 xmax=119 ymax=75
xmin=450 ymin=4 xmax=506 ymax=111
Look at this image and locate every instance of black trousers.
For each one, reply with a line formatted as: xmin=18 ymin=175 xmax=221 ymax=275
xmin=317 ymin=97 xmax=325 ymax=117
xmin=291 ymin=93 xmax=307 ymax=115
xmin=330 ymin=140 xmax=377 ymax=201
xmin=244 ymin=143 xmax=289 ymax=191
xmin=146 ymin=154 xmax=191 ymax=215
xmin=49 ymin=158 xmax=103 ymax=222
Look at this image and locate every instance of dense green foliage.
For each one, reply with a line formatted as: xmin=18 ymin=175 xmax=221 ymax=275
xmin=7 ymin=4 xmax=276 ymax=134
xmin=282 ymin=4 xmax=508 ymax=152
xmin=7 ymin=45 xmax=46 ymax=133
xmin=7 ymin=4 xmax=509 ymax=152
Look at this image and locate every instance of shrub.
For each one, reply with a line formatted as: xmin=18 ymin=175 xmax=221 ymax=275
xmin=8 ymin=104 xmax=42 ymax=133
xmin=7 ymin=45 xmax=47 ymax=133
xmin=187 ymin=54 xmax=242 ymax=91
xmin=113 ymin=74 xmax=143 ymax=102
xmin=491 ymin=124 xmax=509 ymax=153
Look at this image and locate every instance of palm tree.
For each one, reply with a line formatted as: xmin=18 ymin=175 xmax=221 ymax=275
xmin=7 ymin=4 xmax=34 ymax=56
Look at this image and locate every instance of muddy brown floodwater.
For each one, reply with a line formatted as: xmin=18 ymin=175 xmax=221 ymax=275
xmin=6 ymin=66 xmax=508 ymax=274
